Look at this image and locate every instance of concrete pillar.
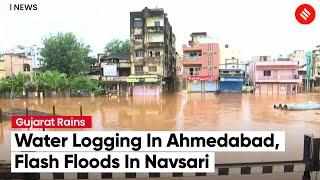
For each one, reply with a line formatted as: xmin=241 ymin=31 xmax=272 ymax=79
xmin=259 ymin=83 xmax=261 ymax=95
xmin=117 ymin=83 xmax=120 ymax=97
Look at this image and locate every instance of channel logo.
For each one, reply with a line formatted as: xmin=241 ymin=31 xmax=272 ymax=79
xmin=9 ymin=3 xmax=38 ymax=11
xmin=295 ymin=4 xmax=316 ymax=25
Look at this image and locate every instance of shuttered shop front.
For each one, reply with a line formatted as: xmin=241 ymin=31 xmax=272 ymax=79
xmin=220 ymin=77 xmax=243 ymax=92
xmin=204 ymin=81 xmax=218 ymax=91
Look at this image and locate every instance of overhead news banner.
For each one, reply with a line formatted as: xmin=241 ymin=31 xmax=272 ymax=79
xmin=11 ymin=116 xmax=92 ymax=128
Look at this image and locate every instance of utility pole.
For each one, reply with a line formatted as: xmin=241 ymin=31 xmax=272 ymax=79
xmin=22 ymin=54 xmax=25 ymax=96
xmin=10 ymin=51 xmax=13 ymax=100
xmin=306 ymin=51 xmax=312 ymax=92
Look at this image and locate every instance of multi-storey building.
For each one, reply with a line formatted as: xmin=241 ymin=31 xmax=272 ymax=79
xmin=219 ymin=44 xmax=241 ymax=68
xmin=2 ymin=52 xmax=33 ymax=76
xmin=182 ymin=32 xmax=220 ymax=92
xmin=129 ymin=7 xmax=177 ymax=96
xmin=11 ymin=45 xmax=42 ymax=70
xmin=313 ymin=46 xmax=320 ymax=87
xmin=252 ymin=56 xmax=272 ymax=62
xmin=250 ymin=61 xmax=300 ymax=94
xmin=0 ymin=57 xmax=5 ymax=79
xmin=219 ymin=62 xmax=245 ymax=92
xmin=99 ymin=53 xmax=131 ymax=96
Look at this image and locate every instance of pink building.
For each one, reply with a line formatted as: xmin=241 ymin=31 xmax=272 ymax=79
xmin=250 ymin=61 xmax=300 ymax=94
xmin=182 ymin=32 xmax=220 ymax=92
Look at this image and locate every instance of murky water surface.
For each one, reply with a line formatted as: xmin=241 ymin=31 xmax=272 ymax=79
xmin=1 ymin=93 xmax=320 ymax=179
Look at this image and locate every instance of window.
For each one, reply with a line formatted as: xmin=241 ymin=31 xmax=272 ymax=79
xmin=190 ymin=52 xmax=197 ymax=57
xmin=23 ymin=64 xmax=30 ymax=72
xmin=189 ymin=67 xmax=200 ymax=75
xmin=148 ymin=50 xmax=161 ymax=57
xmin=149 ymin=66 xmax=157 ymax=72
xmin=135 ymin=66 xmax=143 ymax=73
xmin=154 ymin=21 xmax=160 ymax=26
xmin=263 ymin=70 xmax=271 ymax=76
xmin=134 ymin=36 xmax=143 ymax=40
xmin=135 ymin=50 xmax=144 ymax=57
xmin=134 ymin=20 xmax=143 ymax=27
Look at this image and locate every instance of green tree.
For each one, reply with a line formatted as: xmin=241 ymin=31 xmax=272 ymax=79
xmin=41 ymin=32 xmax=91 ymax=76
xmin=104 ymin=39 xmax=130 ymax=54
xmin=70 ymin=75 xmax=91 ymax=89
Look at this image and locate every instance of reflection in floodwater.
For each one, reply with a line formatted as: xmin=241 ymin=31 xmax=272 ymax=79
xmin=1 ymin=93 xmax=320 ymax=165
xmin=0 ymin=123 xmax=3 ymax=144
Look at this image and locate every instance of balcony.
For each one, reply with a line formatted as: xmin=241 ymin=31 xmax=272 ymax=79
xmin=104 ymin=76 xmax=128 ymax=82
xmin=147 ymin=26 xmax=164 ymax=33
xmin=146 ymin=42 xmax=164 ymax=48
xmin=182 ymin=56 xmax=202 ymax=65
xmin=132 ymin=58 xmax=144 ymax=66
xmin=145 ymin=56 xmax=162 ymax=64
xmin=118 ymin=63 xmax=131 ymax=68
xmin=133 ymin=28 xmax=143 ymax=35
xmin=133 ymin=44 xmax=144 ymax=50
xmin=182 ymin=44 xmax=202 ymax=52
xmin=255 ymin=75 xmax=300 ymax=83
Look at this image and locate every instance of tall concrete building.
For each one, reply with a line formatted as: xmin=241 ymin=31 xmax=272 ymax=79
xmin=182 ymin=32 xmax=220 ymax=92
xmin=129 ymin=7 xmax=177 ymax=96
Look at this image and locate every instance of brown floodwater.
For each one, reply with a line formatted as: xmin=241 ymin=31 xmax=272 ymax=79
xmin=1 ymin=92 xmax=320 ymax=179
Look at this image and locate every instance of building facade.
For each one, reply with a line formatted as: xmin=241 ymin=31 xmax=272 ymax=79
xmin=175 ymin=53 xmax=183 ymax=91
xmin=250 ymin=61 xmax=300 ymax=94
xmin=11 ymin=45 xmax=42 ymax=70
xmin=219 ymin=68 xmax=244 ymax=92
xmin=2 ymin=53 xmax=33 ymax=76
xmin=129 ymin=7 xmax=177 ymax=96
xmin=312 ymin=47 xmax=320 ymax=88
xmin=0 ymin=58 xmax=5 ymax=79
xmin=182 ymin=32 xmax=220 ymax=92
xmin=219 ymin=44 xmax=241 ymax=66
xmin=99 ymin=53 xmax=131 ymax=96
xmin=252 ymin=56 xmax=272 ymax=62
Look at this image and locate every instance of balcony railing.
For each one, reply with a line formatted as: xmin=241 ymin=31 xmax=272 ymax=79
xmin=132 ymin=59 xmax=144 ymax=66
xmin=145 ymin=56 xmax=162 ymax=64
xmin=147 ymin=26 xmax=164 ymax=33
xmin=118 ymin=63 xmax=131 ymax=68
xmin=146 ymin=42 xmax=164 ymax=48
xmin=105 ymin=76 xmax=128 ymax=82
xmin=256 ymin=75 xmax=300 ymax=81
xmin=182 ymin=56 xmax=202 ymax=65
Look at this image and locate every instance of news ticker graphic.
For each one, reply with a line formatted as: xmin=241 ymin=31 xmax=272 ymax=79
xmin=11 ymin=116 xmax=92 ymax=128
xmin=11 ymin=131 xmax=285 ymax=173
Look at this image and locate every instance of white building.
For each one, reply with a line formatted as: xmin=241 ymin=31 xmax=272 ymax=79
xmin=12 ymin=45 xmax=43 ymax=70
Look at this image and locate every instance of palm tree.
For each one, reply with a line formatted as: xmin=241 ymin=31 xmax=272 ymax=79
xmin=45 ymin=71 xmax=68 ymax=94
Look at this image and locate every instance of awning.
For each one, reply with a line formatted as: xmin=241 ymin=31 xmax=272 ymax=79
xmin=187 ymin=75 xmax=218 ymax=81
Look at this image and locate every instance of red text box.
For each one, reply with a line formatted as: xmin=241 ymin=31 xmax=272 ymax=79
xmin=11 ymin=116 xmax=92 ymax=128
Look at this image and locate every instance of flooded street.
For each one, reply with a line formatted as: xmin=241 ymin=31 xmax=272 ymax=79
xmin=1 ymin=92 xmax=320 ymax=166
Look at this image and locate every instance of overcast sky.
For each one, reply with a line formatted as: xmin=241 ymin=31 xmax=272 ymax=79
xmin=1 ymin=0 xmax=320 ymax=59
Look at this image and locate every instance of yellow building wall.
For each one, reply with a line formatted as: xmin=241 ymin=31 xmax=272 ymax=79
xmin=220 ymin=47 xmax=241 ymax=65
xmin=147 ymin=33 xmax=164 ymax=42
xmin=0 ymin=60 xmax=5 ymax=79
xmin=146 ymin=17 xmax=164 ymax=27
